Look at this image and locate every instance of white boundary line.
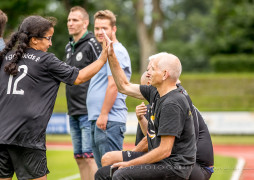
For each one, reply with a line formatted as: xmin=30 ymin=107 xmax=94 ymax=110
xmin=230 ymin=157 xmax=245 ymax=180
xmin=59 ymin=173 xmax=80 ymax=180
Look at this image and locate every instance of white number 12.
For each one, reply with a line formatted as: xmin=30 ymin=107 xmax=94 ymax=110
xmin=7 ymin=65 xmax=28 ymax=95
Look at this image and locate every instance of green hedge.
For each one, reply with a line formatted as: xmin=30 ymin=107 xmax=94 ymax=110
xmin=210 ymin=54 xmax=254 ymax=72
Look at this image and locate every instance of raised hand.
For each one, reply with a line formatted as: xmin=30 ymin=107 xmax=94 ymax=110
xmin=136 ymin=102 xmax=147 ymax=121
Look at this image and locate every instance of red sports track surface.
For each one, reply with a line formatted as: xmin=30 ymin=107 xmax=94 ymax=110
xmin=213 ymin=145 xmax=254 ymax=180
xmin=46 ymin=142 xmax=254 ymax=180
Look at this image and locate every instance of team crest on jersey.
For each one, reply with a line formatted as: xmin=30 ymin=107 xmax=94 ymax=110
xmin=66 ymin=53 xmax=70 ymax=59
xmin=76 ymin=52 xmax=83 ymax=61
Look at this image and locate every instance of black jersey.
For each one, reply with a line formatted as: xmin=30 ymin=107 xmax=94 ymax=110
xmin=177 ymin=84 xmax=214 ymax=167
xmin=140 ymin=85 xmax=196 ymax=179
xmin=65 ymin=32 xmax=102 ymax=115
xmin=0 ymin=48 xmax=79 ymax=150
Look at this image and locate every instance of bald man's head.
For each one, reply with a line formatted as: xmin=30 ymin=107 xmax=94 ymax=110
xmin=149 ymin=52 xmax=182 ymax=82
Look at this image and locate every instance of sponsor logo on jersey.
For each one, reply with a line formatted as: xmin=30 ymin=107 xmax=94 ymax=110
xmin=5 ymin=53 xmax=40 ymax=62
xmin=147 ymin=131 xmax=156 ymax=139
xmin=76 ymin=52 xmax=83 ymax=61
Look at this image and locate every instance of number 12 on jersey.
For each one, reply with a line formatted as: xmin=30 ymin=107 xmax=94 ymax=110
xmin=7 ymin=65 xmax=28 ymax=95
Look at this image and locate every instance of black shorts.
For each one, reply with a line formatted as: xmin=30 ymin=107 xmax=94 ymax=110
xmin=0 ymin=144 xmax=49 ymax=180
xmin=122 ymin=151 xmax=146 ymax=161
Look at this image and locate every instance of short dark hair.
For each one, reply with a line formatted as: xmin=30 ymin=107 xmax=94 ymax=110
xmin=70 ymin=6 xmax=89 ymax=20
xmin=94 ymin=10 xmax=116 ymax=27
xmin=0 ymin=9 xmax=8 ymax=37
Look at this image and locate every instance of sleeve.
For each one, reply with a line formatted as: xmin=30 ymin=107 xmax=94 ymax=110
xmin=140 ymin=85 xmax=153 ymax=103
xmin=46 ymin=54 xmax=79 ymax=85
xmin=157 ymin=103 xmax=185 ymax=138
xmin=88 ymin=37 xmax=102 ymax=62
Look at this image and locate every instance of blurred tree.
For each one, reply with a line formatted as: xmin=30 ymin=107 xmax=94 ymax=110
xmin=133 ymin=0 xmax=163 ymax=73
xmin=0 ymin=0 xmax=50 ymax=36
xmin=157 ymin=0 xmax=213 ymax=72
xmin=204 ymin=0 xmax=254 ymax=55
xmin=2 ymin=0 xmax=254 ymax=73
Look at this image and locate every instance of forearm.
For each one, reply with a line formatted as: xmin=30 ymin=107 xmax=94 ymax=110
xmin=132 ymin=137 xmax=148 ymax=152
xmin=129 ymin=136 xmax=174 ymax=166
xmin=108 ymin=49 xmax=144 ymax=99
xmin=108 ymin=51 xmax=129 ymax=93
xmin=100 ymin=83 xmax=118 ymax=116
xmin=74 ymin=58 xmax=105 ymax=85
xmin=129 ymin=146 xmax=168 ymax=166
xmin=138 ymin=117 xmax=148 ymax=136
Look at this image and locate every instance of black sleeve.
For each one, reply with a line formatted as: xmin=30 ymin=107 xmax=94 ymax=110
xmin=140 ymin=85 xmax=157 ymax=103
xmin=46 ymin=54 xmax=79 ymax=85
xmin=140 ymin=85 xmax=151 ymax=102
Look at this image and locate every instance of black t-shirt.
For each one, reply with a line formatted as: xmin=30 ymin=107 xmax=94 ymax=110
xmin=140 ymin=85 xmax=196 ymax=179
xmin=177 ymin=84 xmax=214 ymax=167
xmin=65 ymin=32 xmax=102 ymax=115
xmin=0 ymin=48 xmax=79 ymax=150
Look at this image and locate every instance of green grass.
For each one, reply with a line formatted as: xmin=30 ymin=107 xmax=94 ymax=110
xmin=47 ymin=150 xmax=79 ymax=179
xmin=211 ymin=155 xmax=237 ymax=180
xmin=53 ymin=73 xmax=254 ymax=112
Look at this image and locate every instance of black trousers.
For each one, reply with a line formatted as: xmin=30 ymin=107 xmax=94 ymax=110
xmin=189 ymin=163 xmax=212 ymax=180
xmin=95 ymin=162 xmax=186 ymax=180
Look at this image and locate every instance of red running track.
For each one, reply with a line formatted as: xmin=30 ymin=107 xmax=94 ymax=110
xmin=46 ymin=142 xmax=254 ymax=180
xmin=213 ymin=145 xmax=254 ymax=180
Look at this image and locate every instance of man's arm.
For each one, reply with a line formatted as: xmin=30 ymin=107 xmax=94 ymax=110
xmin=107 ymin=44 xmax=144 ymax=100
xmin=96 ymin=76 xmax=118 ymax=130
xmin=132 ymin=137 xmax=148 ymax=152
xmin=112 ymin=135 xmax=175 ymax=169
xmin=74 ymin=39 xmax=108 ymax=85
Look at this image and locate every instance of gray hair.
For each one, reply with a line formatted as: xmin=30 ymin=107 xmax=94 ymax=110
xmin=148 ymin=52 xmax=182 ymax=82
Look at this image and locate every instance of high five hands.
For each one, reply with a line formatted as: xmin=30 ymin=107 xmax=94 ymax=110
xmin=102 ymin=29 xmax=115 ymax=56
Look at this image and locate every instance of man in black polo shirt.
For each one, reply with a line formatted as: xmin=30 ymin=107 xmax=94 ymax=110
xmin=65 ymin=6 xmax=101 ymax=180
xmin=95 ymin=50 xmax=196 ymax=179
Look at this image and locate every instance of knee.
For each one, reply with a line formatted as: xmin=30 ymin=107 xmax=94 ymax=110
xmin=101 ymin=152 xmax=114 ymax=167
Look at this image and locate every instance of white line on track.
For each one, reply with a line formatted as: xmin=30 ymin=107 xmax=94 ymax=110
xmin=230 ymin=157 xmax=245 ymax=180
xmin=59 ymin=173 xmax=80 ymax=180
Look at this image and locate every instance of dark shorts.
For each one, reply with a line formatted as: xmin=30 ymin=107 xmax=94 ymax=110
xmin=122 ymin=151 xmax=146 ymax=161
xmin=0 ymin=144 xmax=49 ymax=180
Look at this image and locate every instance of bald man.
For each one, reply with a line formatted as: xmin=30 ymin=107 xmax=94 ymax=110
xmin=95 ymin=49 xmax=196 ymax=180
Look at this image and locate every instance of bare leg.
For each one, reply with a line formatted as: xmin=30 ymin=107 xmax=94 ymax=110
xmin=101 ymin=151 xmax=123 ymax=167
xmin=0 ymin=178 xmax=12 ymax=180
xmin=76 ymin=158 xmax=97 ymax=180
